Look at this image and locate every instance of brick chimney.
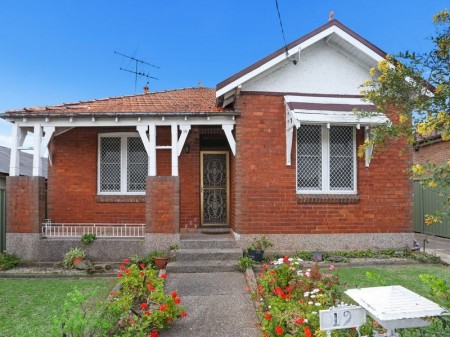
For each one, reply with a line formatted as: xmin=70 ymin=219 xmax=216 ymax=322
xmin=144 ymin=85 xmax=149 ymax=93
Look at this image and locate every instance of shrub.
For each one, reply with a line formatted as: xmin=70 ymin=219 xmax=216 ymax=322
xmin=53 ymin=259 xmax=187 ymax=337
xmin=0 ymin=252 xmax=21 ymax=270
xmin=62 ymin=247 xmax=86 ymax=269
xmin=238 ymin=256 xmax=254 ymax=272
xmin=81 ymin=233 xmax=97 ymax=245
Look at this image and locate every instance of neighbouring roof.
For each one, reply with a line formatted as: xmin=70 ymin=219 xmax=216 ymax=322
xmin=216 ymin=19 xmax=387 ymax=104
xmin=2 ymin=87 xmax=236 ymax=119
xmin=0 ymin=146 xmax=48 ymax=178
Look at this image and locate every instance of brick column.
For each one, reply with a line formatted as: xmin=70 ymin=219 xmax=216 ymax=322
xmin=146 ymin=177 xmax=180 ymax=233
xmin=6 ymin=176 xmax=46 ymax=233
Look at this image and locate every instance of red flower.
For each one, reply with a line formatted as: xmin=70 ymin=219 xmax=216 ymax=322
xmin=275 ymin=326 xmax=284 ymax=335
xmin=263 ymin=334 xmax=269 ymax=337
xmin=166 ymin=317 xmax=172 ymax=322
xmin=160 ymin=273 xmax=167 ymax=279
xmin=174 ymin=297 xmax=181 ymax=304
xmin=181 ymin=311 xmax=187 ymax=317
xmin=139 ymin=271 xmax=145 ymax=277
xmin=125 ymin=269 xmax=131 ymax=275
xmin=140 ymin=263 xmax=146 ymax=268
xmin=264 ymin=313 xmax=272 ymax=320
xmin=160 ymin=304 xmax=167 ymax=311
xmin=148 ymin=285 xmax=155 ymax=291
xmin=171 ymin=291 xmax=178 ymax=298
xmin=140 ymin=302 xmax=148 ymax=310
xmin=117 ymin=273 xmax=123 ymax=277
xmin=143 ymin=311 xmax=150 ymax=316
xmin=304 ymin=326 xmax=312 ymax=337
xmin=294 ymin=318 xmax=305 ymax=325
xmin=123 ymin=258 xmax=131 ymax=263
xmin=262 ymin=264 xmax=268 ymax=270
xmin=283 ymin=256 xmax=289 ymax=262
xmin=285 ymin=285 xmax=291 ymax=292
xmin=269 ymin=270 xmax=275 ymax=275
xmin=149 ymin=331 xmax=159 ymax=337
xmin=119 ymin=264 xmax=125 ymax=271
xmin=109 ymin=292 xmax=117 ymax=296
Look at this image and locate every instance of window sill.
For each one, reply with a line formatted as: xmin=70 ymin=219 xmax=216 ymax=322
xmin=296 ymin=194 xmax=360 ymax=204
xmin=96 ymin=195 xmax=146 ymax=203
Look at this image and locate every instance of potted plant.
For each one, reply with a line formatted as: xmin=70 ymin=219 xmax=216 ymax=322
xmin=63 ymin=247 xmax=86 ymax=269
xmin=151 ymin=251 xmax=169 ymax=270
xmin=247 ymin=236 xmax=273 ymax=262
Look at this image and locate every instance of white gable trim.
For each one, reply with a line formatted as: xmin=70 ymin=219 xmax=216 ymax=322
xmin=216 ymin=25 xmax=386 ymax=99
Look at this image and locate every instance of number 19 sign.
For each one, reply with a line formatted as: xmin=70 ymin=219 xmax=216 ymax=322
xmin=320 ymin=305 xmax=366 ymax=332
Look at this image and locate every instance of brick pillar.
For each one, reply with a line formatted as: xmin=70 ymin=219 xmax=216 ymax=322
xmin=146 ymin=176 xmax=180 ymax=233
xmin=6 ymin=176 xmax=46 ymax=233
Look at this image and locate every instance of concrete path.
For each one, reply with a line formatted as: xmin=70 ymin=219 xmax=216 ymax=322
xmin=160 ymin=272 xmax=260 ymax=337
xmin=415 ymin=233 xmax=450 ymax=264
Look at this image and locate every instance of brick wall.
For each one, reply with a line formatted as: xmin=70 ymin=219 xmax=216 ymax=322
xmin=413 ymin=139 xmax=450 ymax=165
xmin=234 ymin=93 xmax=413 ymax=234
xmin=146 ymin=176 xmax=179 ymax=233
xmin=6 ymin=176 xmax=46 ymax=233
xmin=48 ymin=126 xmax=201 ymax=228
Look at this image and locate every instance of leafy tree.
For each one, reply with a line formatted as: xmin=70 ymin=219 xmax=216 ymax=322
xmin=359 ymin=10 xmax=449 ymax=224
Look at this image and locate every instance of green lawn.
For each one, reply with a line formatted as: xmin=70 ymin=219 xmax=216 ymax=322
xmin=0 ymin=277 xmax=116 ymax=337
xmin=337 ymin=264 xmax=450 ymax=300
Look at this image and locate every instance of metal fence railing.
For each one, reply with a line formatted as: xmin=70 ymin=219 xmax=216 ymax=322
xmin=41 ymin=221 xmax=145 ymax=238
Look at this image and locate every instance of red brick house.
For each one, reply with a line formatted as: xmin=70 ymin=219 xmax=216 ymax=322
xmin=1 ymin=20 xmax=413 ymax=261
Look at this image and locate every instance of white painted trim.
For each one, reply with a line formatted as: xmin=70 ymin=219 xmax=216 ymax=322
xmin=97 ymin=132 xmax=148 ymax=195
xmin=136 ymin=125 xmax=152 ymax=176
xmin=285 ymin=95 xmax=368 ymax=105
xmin=171 ymin=122 xmax=178 ymax=176
xmin=216 ymin=26 xmax=336 ymax=97
xmin=177 ymin=125 xmax=191 ymax=156
xmin=296 ymin=125 xmax=357 ymax=194
xmin=216 ymin=24 xmax=387 ymax=98
xmin=222 ymin=124 xmax=236 ymax=155
xmin=33 ymin=124 xmax=43 ymax=176
xmin=9 ymin=123 xmax=26 ymax=176
xmin=364 ymin=126 xmax=374 ymax=167
xmin=149 ymin=124 xmax=157 ymax=176
xmin=291 ymin=111 xmax=388 ymax=125
xmin=41 ymin=126 xmax=55 ymax=156
xmin=13 ymin=116 xmax=236 ymax=128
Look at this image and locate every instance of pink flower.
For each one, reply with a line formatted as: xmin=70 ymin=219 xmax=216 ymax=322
xmin=329 ymin=265 xmax=335 ymax=270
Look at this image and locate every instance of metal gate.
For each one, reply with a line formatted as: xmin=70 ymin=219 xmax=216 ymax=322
xmin=0 ymin=177 xmax=5 ymax=252
xmin=413 ymin=181 xmax=450 ymax=238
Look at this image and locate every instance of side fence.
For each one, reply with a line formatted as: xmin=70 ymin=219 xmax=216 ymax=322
xmin=413 ymin=181 xmax=450 ymax=238
xmin=0 ymin=177 xmax=5 ymax=252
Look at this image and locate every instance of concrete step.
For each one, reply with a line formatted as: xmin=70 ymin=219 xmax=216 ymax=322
xmin=176 ymin=248 xmax=242 ymax=261
xmin=180 ymin=239 xmax=238 ymax=249
xmin=200 ymin=227 xmax=232 ymax=234
xmin=166 ymin=260 xmax=238 ymax=273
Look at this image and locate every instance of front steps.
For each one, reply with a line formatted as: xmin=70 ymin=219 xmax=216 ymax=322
xmin=166 ymin=233 xmax=242 ymax=273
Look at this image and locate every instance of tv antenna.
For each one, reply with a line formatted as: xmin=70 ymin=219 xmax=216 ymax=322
xmin=114 ymin=51 xmax=159 ymax=92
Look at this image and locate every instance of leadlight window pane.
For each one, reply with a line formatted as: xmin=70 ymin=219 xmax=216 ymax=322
xmin=100 ymin=137 xmax=121 ymax=192
xmin=297 ymin=125 xmax=322 ymax=190
xmin=329 ymin=126 xmax=354 ymax=190
xmin=127 ymin=137 xmax=148 ymax=192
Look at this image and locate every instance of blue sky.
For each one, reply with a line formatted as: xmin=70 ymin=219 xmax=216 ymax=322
xmin=0 ymin=1 xmax=446 ymax=147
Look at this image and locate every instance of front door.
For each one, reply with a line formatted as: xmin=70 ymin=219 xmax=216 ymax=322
xmin=201 ymin=151 xmax=229 ymax=226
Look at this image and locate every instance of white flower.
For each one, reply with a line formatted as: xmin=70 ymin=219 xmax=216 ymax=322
xmin=304 ymin=292 xmax=310 ymax=297
xmin=288 ymin=257 xmax=293 ymax=261
xmin=308 ymin=301 xmax=313 ymax=305
xmin=310 ymin=295 xmax=316 ymax=299
xmin=296 ymin=270 xmax=303 ymax=275
xmin=311 ymin=288 xmax=320 ymax=294
xmin=315 ymin=303 xmax=321 ymax=306
xmin=312 ymin=311 xmax=317 ymax=315
xmin=268 ymin=305 xmax=271 ymax=308
xmin=304 ymin=319 xmax=308 ymax=323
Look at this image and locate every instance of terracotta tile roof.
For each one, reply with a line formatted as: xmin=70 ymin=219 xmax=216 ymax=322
xmin=3 ymin=88 xmax=233 ymax=117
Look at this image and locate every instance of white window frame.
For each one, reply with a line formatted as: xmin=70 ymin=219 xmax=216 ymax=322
xmin=98 ymin=132 xmax=147 ymax=195
xmin=296 ymin=125 xmax=357 ymax=194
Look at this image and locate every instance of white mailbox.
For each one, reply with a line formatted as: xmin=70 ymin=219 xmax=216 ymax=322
xmin=346 ymin=285 xmax=447 ymax=337
xmin=320 ymin=305 xmax=366 ymax=331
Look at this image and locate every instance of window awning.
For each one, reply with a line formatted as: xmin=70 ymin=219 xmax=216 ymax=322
xmin=285 ymin=95 xmax=389 ymax=128
xmin=285 ymin=95 xmax=389 ymax=168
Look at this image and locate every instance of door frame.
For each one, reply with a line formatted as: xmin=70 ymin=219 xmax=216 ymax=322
xmin=200 ymin=151 xmax=230 ymax=226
